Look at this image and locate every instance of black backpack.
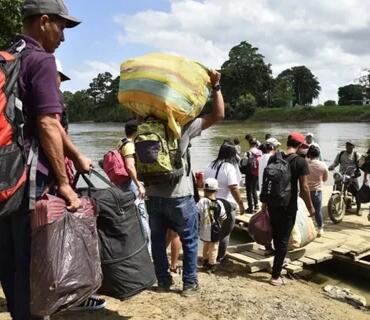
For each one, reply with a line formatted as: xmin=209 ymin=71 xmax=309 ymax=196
xmin=260 ymin=152 xmax=297 ymax=207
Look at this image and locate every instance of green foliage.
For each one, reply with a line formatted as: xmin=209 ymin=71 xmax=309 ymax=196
xmin=277 ymin=66 xmax=321 ymax=106
xmin=271 ymin=77 xmax=294 ymax=107
xmin=324 ymin=100 xmax=336 ymax=106
xmin=0 ymin=0 xmax=23 ymax=49
xmin=252 ymin=105 xmax=370 ymax=122
xmin=220 ymin=41 xmax=273 ymax=107
xmin=338 ymin=84 xmax=364 ymax=105
xmin=232 ymin=92 xmax=256 ymax=119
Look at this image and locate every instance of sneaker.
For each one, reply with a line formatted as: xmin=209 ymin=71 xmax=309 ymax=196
xmin=254 ymin=206 xmax=260 ymax=212
xmin=70 ymin=296 xmax=106 ymax=311
xmin=202 ymin=259 xmax=209 ymax=268
xmin=317 ymin=228 xmax=324 ymax=237
xmin=181 ymin=282 xmax=199 ymax=297
xmin=206 ymin=264 xmax=216 ymax=274
xmin=269 ymin=277 xmax=287 ymax=286
xmin=157 ymin=277 xmax=174 ymax=292
xmin=245 ymin=208 xmax=253 ymax=214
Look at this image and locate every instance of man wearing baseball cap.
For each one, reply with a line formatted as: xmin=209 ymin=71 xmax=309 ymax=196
xmin=261 ymin=132 xmax=314 ymax=286
xmin=329 ymin=141 xmax=362 ymax=215
xmin=0 ymin=1 xmax=94 ymax=319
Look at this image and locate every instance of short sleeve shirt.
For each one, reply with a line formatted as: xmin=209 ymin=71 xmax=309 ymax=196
xmin=17 ymin=35 xmax=63 ymax=177
xmin=146 ymin=118 xmax=202 ymax=198
xmin=120 ymin=141 xmax=135 ymax=157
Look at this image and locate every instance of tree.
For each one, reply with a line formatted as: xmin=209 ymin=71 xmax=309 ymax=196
xmin=324 ymin=100 xmax=336 ymax=107
xmin=0 ymin=0 xmax=23 ymax=49
xmin=271 ymin=77 xmax=294 ymax=107
xmin=86 ymin=72 xmax=114 ymax=107
xmin=276 ymin=66 xmax=321 ymax=106
xmin=220 ymin=41 xmax=273 ymax=107
xmin=338 ymin=84 xmax=364 ymax=105
xmin=232 ymin=92 xmax=256 ymax=119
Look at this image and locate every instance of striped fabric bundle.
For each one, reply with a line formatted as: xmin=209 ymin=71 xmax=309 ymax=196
xmin=118 ymin=53 xmax=211 ymax=138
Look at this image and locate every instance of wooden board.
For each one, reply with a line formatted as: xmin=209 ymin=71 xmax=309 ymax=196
xmin=285 ymin=264 xmax=303 ymax=274
xmin=298 ymin=257 xmax=316 ymax=265
xmin=305 ymin=252 xmax=333 ymax=263
xmin=332 ymin=247 xmax=351 ymax=255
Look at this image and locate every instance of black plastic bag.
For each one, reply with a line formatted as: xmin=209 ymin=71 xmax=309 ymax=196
xmin=358 ymin=184 xmax=370 ymax=203
xmin=30 ymin=196 xmax=102 ymax=317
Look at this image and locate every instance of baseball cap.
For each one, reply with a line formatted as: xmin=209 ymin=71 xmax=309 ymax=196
xmin=288 ymin=132 xmax=305 ymax=144
xmin=346 ymin=140 xmax=355 ymax=147
xmin=204 ymin=178 xmax=218 ymax=191
xmin=22 ymin=0 xmax=81 ymax=28
xmin=55 ymin=58 xmax=70 ymax=82
xmin=266 ymin=137 xmax=281 ymax=148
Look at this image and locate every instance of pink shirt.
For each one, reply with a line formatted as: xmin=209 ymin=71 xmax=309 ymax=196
xmin=307 ymin=159 xmax=328 ymax=191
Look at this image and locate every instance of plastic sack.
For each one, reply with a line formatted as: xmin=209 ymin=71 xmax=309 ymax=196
xmin=118 ymin=53 xmax=211 ymax=138
xmin=358 ymin=184 xmax=370 ymax=203
xmin=288 ymin=197 xmax=317 ymax=249
xmin=30 ymin=195 xmax=102 ymax=317
xmin=248 ymin=209 xmax=272 ymax=246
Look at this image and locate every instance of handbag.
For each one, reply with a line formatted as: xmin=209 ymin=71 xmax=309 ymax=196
xmin=248 ymin=209 xmax=272 ymax=246
xmin=358 ymin=184 xmax=370 ymax=203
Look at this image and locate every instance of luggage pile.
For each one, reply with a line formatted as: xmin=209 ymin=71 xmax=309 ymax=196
xmin=118 ymin=53 xmax=211 ymax=138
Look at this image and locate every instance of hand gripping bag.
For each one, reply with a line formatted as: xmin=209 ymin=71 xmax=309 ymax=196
xmin=30 ymin=195 xmax=102 ymax=317
xmin=118 ymin=53 xmax=211 ymax=138
xmin=248 ymin=209 xmax=272 ymax=246
xmin=288 ymin=197 xmax=317 ymax=249
xmin=76 ymin=170 xmax=156 ymax=299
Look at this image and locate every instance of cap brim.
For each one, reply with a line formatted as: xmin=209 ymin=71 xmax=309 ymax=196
xmin=346 ymin=142 xmax=355 ymax=146
xmin=59 ymin=14 xmax=81 ymax=28
xmin=59 ymin=71 xmax=70 ymax=82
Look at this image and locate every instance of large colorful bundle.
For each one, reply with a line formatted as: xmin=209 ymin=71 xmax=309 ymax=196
xmin=289 ymin=197 xmax=317 ymax=249
xmin=118 ymin=53 xmax=211 ymax=138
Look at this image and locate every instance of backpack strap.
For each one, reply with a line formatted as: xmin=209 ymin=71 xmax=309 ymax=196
xmin=27 ymin=139 xmax=39 ymax=210
xmin=215 ymin=162 xmax=223 ymax=179
xmin=285 ymin=153 xmax=298 ymax=163
xmin=338 ymin=150 xmax=345 ymax=164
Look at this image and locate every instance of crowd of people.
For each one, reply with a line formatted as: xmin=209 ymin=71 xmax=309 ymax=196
xmin=0 ymin=1 xmax=369 ymax=319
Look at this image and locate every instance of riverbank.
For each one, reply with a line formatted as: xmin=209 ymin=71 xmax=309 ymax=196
xmin=251 ymin=105 xmax=370 ymax=122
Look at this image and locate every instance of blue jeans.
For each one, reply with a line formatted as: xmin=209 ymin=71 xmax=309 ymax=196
xmin=146 ymin=196 xmax=198 ymax=285
xmin=0 ymin=173 xmax=49 ymax=320
xmin=310 ymin=190 xmax=323 ymax=228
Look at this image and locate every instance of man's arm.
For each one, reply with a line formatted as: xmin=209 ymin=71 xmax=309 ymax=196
xmin=329 ymin=152 xmax=340 ymax=171
xmin=37 ymin=115 xmax=80 ymax=210
xmin=323 ymin=164 xmax=329 ymax=182
xmin=229 ymin=185 xmax=245 ymax=214
xmin=124 ymin=156 xmax=145 ymax=199
xmin=299 ymin=175 xmax=315 ymax=216
xmin=201 ymin=70 xmax=225 ymax=130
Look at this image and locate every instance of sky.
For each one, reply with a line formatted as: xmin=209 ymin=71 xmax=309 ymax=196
xmin=58 ymin=0 xmax=370 ymax=103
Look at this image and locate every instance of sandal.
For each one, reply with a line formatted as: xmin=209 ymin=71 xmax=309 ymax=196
xmin=269 ymin=277 xmax=287 ymax=286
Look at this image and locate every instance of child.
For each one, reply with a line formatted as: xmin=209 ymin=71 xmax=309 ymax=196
xmin=198 ymin=178 xmax=226 ymax=273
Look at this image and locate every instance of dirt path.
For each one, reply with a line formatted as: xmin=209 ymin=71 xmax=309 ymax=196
xmin=1 ymin=261 xmax=369 ymax=320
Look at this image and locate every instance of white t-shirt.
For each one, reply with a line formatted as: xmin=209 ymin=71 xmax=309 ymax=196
xmin=204 ymin=162 xmax=241 ymax=204
xmin=258 ymin=153 xmax=272 ymax=191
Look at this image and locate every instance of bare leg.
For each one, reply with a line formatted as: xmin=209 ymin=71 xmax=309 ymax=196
xmin=166 ymin=230 xmax=181 ymax=270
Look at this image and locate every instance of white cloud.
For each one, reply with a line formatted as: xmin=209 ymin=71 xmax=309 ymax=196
xmin=113 ymin=0 xmax=370 ymax=102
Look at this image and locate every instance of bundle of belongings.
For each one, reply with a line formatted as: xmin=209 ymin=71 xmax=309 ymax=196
xmin=30 ymin=195 xmax=102 ymax=317
xmin=118 ymin=53 xmax=211 ymax=139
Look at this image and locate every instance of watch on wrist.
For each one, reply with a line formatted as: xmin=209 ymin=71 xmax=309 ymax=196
xmin=212 ymin=84 xmax=221 ymax=92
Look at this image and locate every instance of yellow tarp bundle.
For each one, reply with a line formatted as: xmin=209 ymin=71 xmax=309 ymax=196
xmin=118 ymin=53 xmax=211 ymax=138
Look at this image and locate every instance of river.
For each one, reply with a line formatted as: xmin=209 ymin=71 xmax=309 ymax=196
xmin=69 ymin=121 xmax=370 ymax=174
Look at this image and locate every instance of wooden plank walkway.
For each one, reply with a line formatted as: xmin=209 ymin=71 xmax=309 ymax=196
xmin=227 ymin=185 xmax=370 ymax=274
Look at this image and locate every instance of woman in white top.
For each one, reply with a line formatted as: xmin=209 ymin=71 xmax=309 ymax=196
xmin=204 ymin=140 xmax=245 ymax=262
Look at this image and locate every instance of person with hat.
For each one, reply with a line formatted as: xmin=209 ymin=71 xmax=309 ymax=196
xmin=261 ymin=132 xmax=314 ymax=286
xmin=258 ymin=137 xmax=281 ymax=191
xmin=305 ymin=133 xmax=323 ymax=160
xmin=329 ymin=141 xmax=362 ymax=215
xmin=307 ymin=145 xmax=328 ymax=236
xmin=0 ymin=1 xmax=92 ymax=319
xmin=197 ymin=178 xmax=227 ymax=273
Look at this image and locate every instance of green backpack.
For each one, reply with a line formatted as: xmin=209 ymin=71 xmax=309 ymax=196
xmin=134 ymin=119 xmax=184 ymax=185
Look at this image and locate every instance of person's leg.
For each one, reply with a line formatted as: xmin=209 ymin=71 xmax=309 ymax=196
xmin=245 ymin=175 xmax=253 ymax=212
xmin=252 ymin=176 xmax=259 ymax=210
xmin=217 ymin=206 xmax=236 ymax=261
xmin=167 ymin=197 xmax=198 ymax=286
xmin=146 ymin=197 xmax=171 ymax=285
xmin=170 ymin=232 xmax=181 ymax=271
xmin=310 ymin=191 xmax=323 ymax=229
xmin=202 ymin=241 xmax=209 ymax=262
xmin=0 ymin=217 xmax=15 ymax=318
xmin=269 ymin=207 xmax=296 ymax=280
xmin=208 ymin=242 xmax=218 ymax=265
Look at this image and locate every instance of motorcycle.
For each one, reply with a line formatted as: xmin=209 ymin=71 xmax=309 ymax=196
xmin=327 ymin=166 xmax=361 ymax=224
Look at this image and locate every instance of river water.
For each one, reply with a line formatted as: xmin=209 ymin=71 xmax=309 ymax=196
xmin=69 ymin=121 xmax=370 ymax=303
xmin=69 ymin=121 xmax=370 ymax=174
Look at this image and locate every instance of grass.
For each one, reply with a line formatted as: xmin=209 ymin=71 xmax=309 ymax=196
xmin=251 ymin=105 xmax=370 ymax=122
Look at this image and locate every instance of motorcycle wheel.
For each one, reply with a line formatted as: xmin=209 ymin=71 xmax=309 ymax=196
xmin=328 ymin=194 xmax=345 ymax=224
